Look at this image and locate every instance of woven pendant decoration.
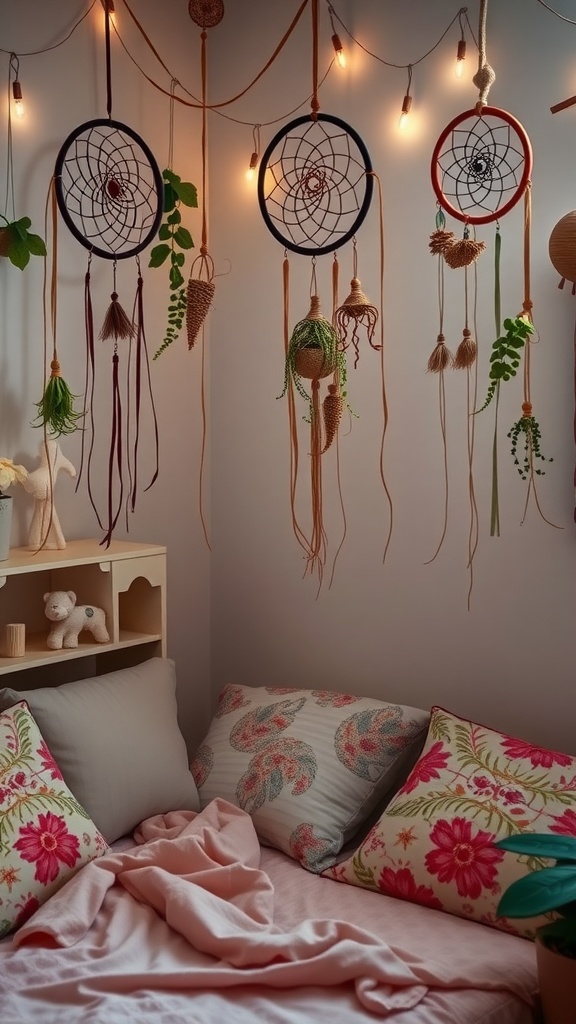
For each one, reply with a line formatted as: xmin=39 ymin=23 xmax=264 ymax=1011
xmin=334 ymin=271 xmax=380 ymax=369
xmin=186 ymin=255 xmax=215 ymax=349
xmin=188 ymin=0 xmax=224 ymax=29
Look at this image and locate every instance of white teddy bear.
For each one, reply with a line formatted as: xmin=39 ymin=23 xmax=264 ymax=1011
xmin=43 ymin=591 xmax=110 ymax=650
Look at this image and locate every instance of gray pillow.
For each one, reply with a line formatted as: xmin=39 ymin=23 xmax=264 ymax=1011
xmin=0 ymin=658 xmax=199 ymax=843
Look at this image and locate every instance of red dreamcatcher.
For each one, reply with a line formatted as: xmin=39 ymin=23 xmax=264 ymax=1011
xmin=426 ymin=0 xmax=556 ymax=605
xmin=53 ymin=0 xmax=163 ymax=546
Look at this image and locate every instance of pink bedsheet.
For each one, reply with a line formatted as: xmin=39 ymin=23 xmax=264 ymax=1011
xmin=0 ymin=799 xmax=537 ymax=1024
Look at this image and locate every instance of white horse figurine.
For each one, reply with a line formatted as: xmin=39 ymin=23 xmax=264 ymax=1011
xmin=23 ymin=439 xmax=76 ymax=550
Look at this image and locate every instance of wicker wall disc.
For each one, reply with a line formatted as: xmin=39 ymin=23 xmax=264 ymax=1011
xmin=188 ymin=0 xmax=224 ymax=28
xmin=549 ymin=210 xmax=576 ymax=284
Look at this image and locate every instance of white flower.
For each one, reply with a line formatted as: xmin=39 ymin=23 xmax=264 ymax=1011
xmin=0 ymin=457 xmax=28 ymax=494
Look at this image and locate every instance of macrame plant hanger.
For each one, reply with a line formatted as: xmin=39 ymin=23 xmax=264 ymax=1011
xmin=429 ymin=0 xmax=537 ymax=604
xmin=53 ymin=0 xmax=163 ymax=546
xmin=257 ymin=0 xmax=376 ymax=588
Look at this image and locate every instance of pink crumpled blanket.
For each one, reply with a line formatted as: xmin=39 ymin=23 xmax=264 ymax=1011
xmin=10 ymin=798 xmax=526 ymax=1017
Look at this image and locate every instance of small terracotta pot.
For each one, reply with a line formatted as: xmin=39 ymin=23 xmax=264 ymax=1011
xmin=536 ymin=936 xmax=576 ymax=1024
xmin=294 ymin=347 xmax=335 ymax=381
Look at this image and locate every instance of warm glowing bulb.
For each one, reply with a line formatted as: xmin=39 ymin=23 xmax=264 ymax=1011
xmin=398 ymin=94 xmax=412 ymax=130
xmin=332 ymin=34 xmax=346 ymax=69
xmin=246 ymin=152 xmax=258 ymax=182
xmin=455 ymin=39 xmax=466 ymax=79
xmin=12 ymin=81 xmax=24 ymax=119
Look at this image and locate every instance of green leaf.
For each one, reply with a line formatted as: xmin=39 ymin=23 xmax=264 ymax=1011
xmin=14 ymin=216 xmax=32 ymax=233
xmin=174 ymin=226 xmax=194 ymax=249
xmin=173 ymin=181 xmax=198 ymax=207
xmin=148 ymin=243 xmax=171 ymax=267
xmin=169 ymin=265 xmax=185 ymax=289
xmin=497 ymin=865 xmax=576 ymax=919
xmin=173 ymin=251 xmax=185 ymax=267
xmin=26 ymin=233 xmax=47 ymax=256
xmin=162 ymin=168 xmax=180 ymax=187
xmin=163 ymin=183 xmax=177 ymax=213
xmin=158 ymin=223 xmax=172 ymax=241
xmin=496 ymin=833 xmax=576 ymax=861
xmin=9 ymin=237 xmax=30 ymax=269
xmin=167 ymin=209 xmax=181 ymax=225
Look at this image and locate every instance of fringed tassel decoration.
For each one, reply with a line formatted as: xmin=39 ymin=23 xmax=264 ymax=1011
xmin=99 ymin=262 xmax=135 ymax=342
xmin=453 ymin=257 xmax=477 ymax=369
xmin=334 ymin=242 xmax=380 ymax=368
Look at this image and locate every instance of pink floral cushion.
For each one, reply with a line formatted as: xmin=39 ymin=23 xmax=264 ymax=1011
xmin=0 ymin=701 xmax=108 ymax=937
xmin=190 ymin=684 xmax=429 ymax=872
xmin=325 ymin=706 xmax=576 ymax=938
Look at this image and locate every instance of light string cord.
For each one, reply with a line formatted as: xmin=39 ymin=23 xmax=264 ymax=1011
xmin=0 ymin=0 xmax=98 ymax=57
xmin=472 ymin=0 xmax=495 ymax=110
xmin=3 ymin=56 xmax=18 ymax=220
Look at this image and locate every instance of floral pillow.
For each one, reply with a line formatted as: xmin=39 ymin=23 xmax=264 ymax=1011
xmin=0 ymin=701 xmax=108 ymax=938
xmin=190 ymin=683 xmax=429 ymax=872
xmin=325 ymin=706 xmax=576 ymax=938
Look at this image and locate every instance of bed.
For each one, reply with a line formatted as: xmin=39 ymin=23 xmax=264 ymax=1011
xmin=2 ymin=658 xmax=565 ymax=1024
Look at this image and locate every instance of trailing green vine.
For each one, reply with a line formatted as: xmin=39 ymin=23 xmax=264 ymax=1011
xmin=508 ymin=407 xmax=553 ymax=480
xmin=475 ymin=315 xmax=534 ymax=413
xmin=149 ymin=169 xmax=198 ymax=359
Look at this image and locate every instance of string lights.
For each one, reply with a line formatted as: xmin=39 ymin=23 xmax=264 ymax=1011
xmin=398 ymin=66 xmax=413 ymax=130
xmin=10 ymin=54 xmax=24 ymax=119
xmin=246 ymin=125 xmax=261 ymax=182
xmin=455 ymin=9 xmax=467 ymax=78
xmin=328 ymin=4 xmax=346 ymax=68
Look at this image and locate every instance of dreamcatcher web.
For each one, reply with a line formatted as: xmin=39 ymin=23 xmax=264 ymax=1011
xmin=431 ymin=108 xmax=531 ymax=225
xmin=55 ymin=119 xmax=163 ymax=259
xmin=258 ymin=114 xmax=373 ymax=256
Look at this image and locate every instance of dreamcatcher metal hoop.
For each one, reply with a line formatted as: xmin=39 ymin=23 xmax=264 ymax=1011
xmin=430 ymin=106 xmax=532 ymax=226
xmin=54 ymin=118 xmax=163 ymax=260
xmin=257 ymin=113 xmax=373 ymax=256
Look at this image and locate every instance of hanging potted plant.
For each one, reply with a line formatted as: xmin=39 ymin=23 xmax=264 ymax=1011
xmin=0 ymin=214 xmax=46 ymax=269
xmin=495 ymin=833 xmax=576 ymax=1024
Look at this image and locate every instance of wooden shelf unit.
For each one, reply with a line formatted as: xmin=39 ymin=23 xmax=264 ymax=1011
xmin=0 ymin=539 xmax=167 ymax=679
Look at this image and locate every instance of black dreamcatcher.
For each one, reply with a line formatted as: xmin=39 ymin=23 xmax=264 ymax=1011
xmin=53 ymin=1 xmax=163 ymax=546
xmin=256 ymin=0 xmax=387 ymax=588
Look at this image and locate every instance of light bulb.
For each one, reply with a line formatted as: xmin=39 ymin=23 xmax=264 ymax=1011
xmin=246 ymin=152 xmax=258 ymax=182
xmin=331 ymin=33 xmax=346 ymax=69
xmin=455 ymin=39 xmax=466 ymax=79
xmin=12 ymin=81 xmax=24 ymax=119
xmin=398 ymin=94 xmax=412 ymax=130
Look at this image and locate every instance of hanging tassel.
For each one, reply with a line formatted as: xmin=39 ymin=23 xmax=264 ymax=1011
xmin=444 ymin=236 xmax=486 ymax=269
xmin=428 ymin=229 xmax=455 ymax=255
xmin=454 ymin=327 xmax=477 ymax=368
xmin=321 ymin=383 xmax=345 ymax=453
xmin=427 ymin=333 xmax=453 ymax=372
xmin=334 ymin=277 xmax=380 ymax=368
xmin=99 ymin=290 xmax=135 ymax=342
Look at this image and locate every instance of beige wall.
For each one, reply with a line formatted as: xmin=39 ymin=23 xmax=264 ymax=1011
xmin=1 ymin=2 xmax=575 ymax=755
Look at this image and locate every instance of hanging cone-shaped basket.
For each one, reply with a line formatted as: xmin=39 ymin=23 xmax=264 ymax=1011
xmin=186 ymin=252 xmax=215 ymax=349
xmin=321 ymin=383 xmax=345 ymax=453
xmin=186 ymin=277 xmax=215 ymax=348
xmin=335 ymin=277 xmax=379 ymax=368
xmin=444 ymin=237 xmax=486 ymax=269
